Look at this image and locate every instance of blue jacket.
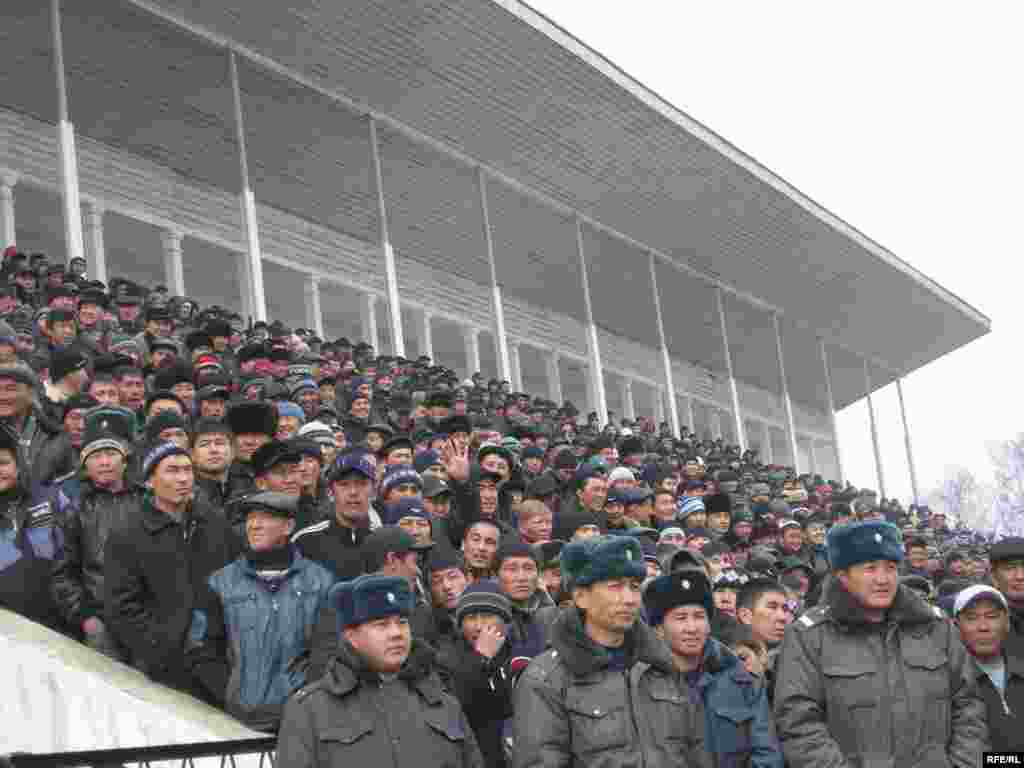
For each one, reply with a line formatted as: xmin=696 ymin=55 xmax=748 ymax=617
xmin=186 ymin=549 xmax=334 ymax=732
xmin=694 ymin=638 xmax=783 ymax=768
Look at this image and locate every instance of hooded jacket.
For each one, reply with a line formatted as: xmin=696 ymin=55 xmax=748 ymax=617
xmin=774 ymin=579 xmax=988 ymax=768
xmin=693 ymin=637 xmax=783 ymax=768
xmin=276 ymin=639 xmax=485 ymax=768
xmin=512 ymin=607 xmax=709 ymax=768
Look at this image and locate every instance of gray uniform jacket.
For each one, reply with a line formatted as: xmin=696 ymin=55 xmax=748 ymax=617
xmin=512 ymin=607 xmax=709 ymax=768
xmin=276 ymin=639 xmax=485 ymax=768
xmin=773 ymin=580 xmax=988 ymax=768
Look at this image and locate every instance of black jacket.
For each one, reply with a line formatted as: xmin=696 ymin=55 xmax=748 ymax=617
xmin=51 ymin=477 xmax=141 ymax=628
xmin=104 ymin=495 xmax=240 ymax=694
xmin=437 ymin=636 xmax=516 ymax=768
xmin=291 ymin=516 xmax=371 ymax=582
xmin=971 ymin=649 xmax=1024 ymax=752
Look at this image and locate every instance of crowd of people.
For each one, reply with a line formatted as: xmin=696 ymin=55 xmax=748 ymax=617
xmin=0 ymin=244 xmax=1018 ymax=767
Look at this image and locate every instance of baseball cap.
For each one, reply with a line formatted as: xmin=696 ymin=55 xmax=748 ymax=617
xmin=953 ymin=585 xmax=1007 ymax=617
xmin=329 ymin=450 xmax=375 ymax=483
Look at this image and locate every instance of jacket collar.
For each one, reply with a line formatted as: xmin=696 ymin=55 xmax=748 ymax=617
xmin=512 ymin=587 xmax=555 ymax=618
xmin=141 ymin=494 xmax=203 ymax=534
xmin=824 ymin=577 xmax=935 ymax=629
xmin=322 ymin=638 xmax=442 ymax=704
xmin=550 ymin=606 xmax=675 ymax=678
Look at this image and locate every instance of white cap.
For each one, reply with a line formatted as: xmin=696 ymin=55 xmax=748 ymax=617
xmin=608 ymin=466 xmax=635 ymax=484
xmin=953 ymin=585 xmax=1007 ymax=617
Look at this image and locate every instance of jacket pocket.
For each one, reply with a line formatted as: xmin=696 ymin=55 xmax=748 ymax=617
xmin=424 ymin=711 xmax=468 ymax=768
xmin=320 ymin=722 xmax=374 ymax=755
xmin=710 ymin=706 xmax=754 ymax=757
xmin=903 ymin=649 xmax=950 ymax=745
xmin=566 ymin=695 xmax=629 ymax=754
xmin=823 ymin=664 xmax=878 ymax=756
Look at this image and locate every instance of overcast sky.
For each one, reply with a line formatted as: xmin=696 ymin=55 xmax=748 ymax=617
xmin=527 ymin=0 xmax=1022 ymax=508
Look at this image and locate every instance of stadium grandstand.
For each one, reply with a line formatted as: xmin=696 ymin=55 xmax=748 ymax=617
xmin=0 ymin=0 xmax=994 ymax=761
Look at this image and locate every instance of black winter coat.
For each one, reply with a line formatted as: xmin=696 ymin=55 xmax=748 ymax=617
xmin=972 ymin=649 xmax=1024 ymax=752
xmin=51 ymin=478 xmax=141 ymax=628
xmin=104 ymin=496 xmax=240 ymax=694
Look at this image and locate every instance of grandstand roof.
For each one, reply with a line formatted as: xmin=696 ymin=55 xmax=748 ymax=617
xmin=3 ymin=0 xmax=990 ymax=412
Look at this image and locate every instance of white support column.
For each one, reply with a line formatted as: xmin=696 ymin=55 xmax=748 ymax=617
xmin=508 ymin=341 xmax=523 ymax=393
xmin=229 ymin=50 xmax=267 ymax=322
xmin=575 ymin=217 xmax=608 ymax=427
xmin=807 ymin=439 xmax=819 ymax=476
xmin=463 ymin=327 xmax=481 ymax=379
xmin=0 ymin=172 xmax=17 ymax=249
xmin=896 ymin=377 xmax=920 ymax=504
xmin=654 ymin=387 xmax=666 ymax=425
xmin=417 ymin=310 xmax=434 ymax=362
xmin=620 ymin=378 xmax=635 ymax=421
xmin=711 ymin=410 xmax=724 ymax=441
xmin=236 ymin=251 xmax=254 ymax=322
xmin=648 ymin=252 xmax=680 ymax=437
xmin=773 ymin=313 xmax=801 ymax=474
xmin=818 ymin=339 xmax=845 ymax=484
xmin=160 ymin=229 xmax=186 ymax=297
xmin=368 ymin=117 xmax=405 ymax=358
xmin=864 ymin=360 xmax=886 ymax=497
xmin=478 ymin=170 xmax=512 ymax=382
xmin=715 ymin=287 xmax=747 ymax=452
xmin=82 ymin=200 xmax=107 ymax=284
xmin=304 ymin=275 xmax=324 ymax=338
xmin=546 ymin=351 xmax=563 ymax=405
xmin=359 ymin=293 xmax=380 ymax=351
xmin=51 ymin=0 xmax=84 ymax=264
xmin=761 ymin=422 xmax=775 ymax=464
xmin=685 ymin=395 xmax=696 ymax=435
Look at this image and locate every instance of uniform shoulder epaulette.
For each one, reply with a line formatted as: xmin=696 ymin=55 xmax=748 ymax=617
xmin=796 ymin=605 xmax=829 ymax=630
xmin=520 ymin=648 xmax=561 ymax=683
xmin=293 ymin=678 xmax=327 ymax=702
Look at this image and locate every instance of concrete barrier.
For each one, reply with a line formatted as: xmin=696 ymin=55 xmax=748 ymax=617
xmin=0 ymin=610 xmax=262 ymax=754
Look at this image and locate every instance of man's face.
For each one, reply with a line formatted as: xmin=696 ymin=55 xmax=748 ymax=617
xmin=684 ymin=510 xmax=707 ymax=530
xmin=88 ymin=380 xmax=119 ymax=406
xmin=256 ymin=461 xmax=302 ymax=497
xmin=0 ymin=378 xmax=29 ymax=419
xmin=84 ymin=448 xmax=125 ymax=488
xmin=199 ymin=398 xmax=227 ymax=420
xmin=948 ymin=559 xmax=965 ymax=577
xmin=739 ymin=590 xmax=791 ymax=646
xmin=117 ymin=374 xmax=146 ymax=410
xmin=654 ymin=494 xmax=676 ymax=523
xmin=148 ymin=454 xmax=195 ymax=506
xmin=781 ymin=527 xmax=804 ymax=553
xmin=660 ymin=604 xmax=710 ymax=660
xmin=541 ymin=566 xmax=563 ymax=599
xmin=235 ymin=432 xmax=270 ymax=462
xmin=385 ymin=550 xmax=421 ymax=587
xmin=806 ymin=523 xmax=826 ymax=546
xmin=344 ymin=616 xmax=411 ymax=675
xmin=350 ymin=396 xmax=370 ymax=419
xmin=577 ymin=477 xmax=608 ymax=513
xmin=275 ymin=416 xmax=301 ymax=441
xmin=687 ymin=535 xmax=709 ymax=553
xmin=931 ymin=514 xmax=946 ymax=530
xmin=150 ymin=349 xmax=174 ymax=369
xmin=297 ymin=455 xmax=320 ymax=492
xmin=713 ymin=588 xmax=738 ymax=618
xmin=461 ymin=611 xmax=505 ymax=647
xmin=333 ymin=475 xmax=372 ymax=525
xmin=193 ymin=432 xmax=232 ymax=475
xmin=480 ymin=453 xmax=509 ymax=479
xmin=78 ymin=303 xmax=99 ymax=326
xmin=63 ymin=408 xmax=87 ymax=448
xmin=574 ymin=577 xmax=643 ymax=640
xmin=398 ymin=516 xmax=432 ymax=547
xmin=498 ymin=555 xmax=539 ymax=603
xmin=519 ymin=509 xmax=553 ymax=544
xmin=839 ymin=560 xmax=899 ymax=614
xmin=604 ymin=500 xmax=625 ymax=526
xmin=707 ymin=511 xmax=730 ymax=534
xmin=158 ymin=427 xmax=190 ymax=451
xmin=245 ymin=509 xmax=294 ymax=552
xmin=957 ymin=598 xmax=1009 ymax=661
xmin=478 ymin=481 xmax=499 ymax=520
xmin=385 ymin=447 xmax=413 ymax=466
xmin=424 ymin=493 xmax=451 ymax=519
xmin=117 ymin=303 xmax=140 ymax=322
xmin=992 ymin=560 xmax=1024 ymax=604
xmin=462 ymin=522 xmax=500 ymax=571
xmin=148 ymin=399 xmax=184 ymax=421
xmin=626 ymin=500 xmax=654 ymax=526
xmin=430 ymin=567 xmax=468 ymax=610
xmin=48 ymin=320 xmax=76 ymax=346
